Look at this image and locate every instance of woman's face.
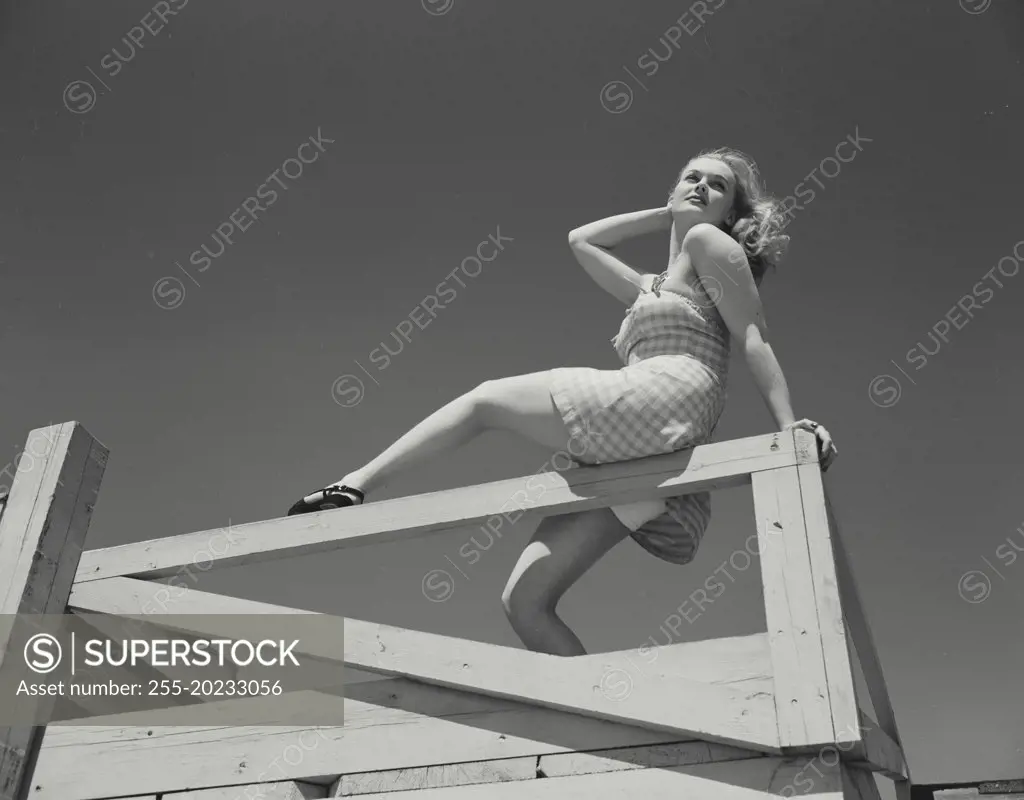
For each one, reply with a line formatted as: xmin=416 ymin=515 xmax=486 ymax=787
xmin=669 ymin=158 xmax=737 ymax=227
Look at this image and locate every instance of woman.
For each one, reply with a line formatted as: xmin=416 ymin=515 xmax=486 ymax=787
xmin=288 ymin=147 xmax=838 ymax=657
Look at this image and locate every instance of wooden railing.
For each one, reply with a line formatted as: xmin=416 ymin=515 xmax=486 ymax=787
xmin=0 ymin=422 xmax=912 ymax=800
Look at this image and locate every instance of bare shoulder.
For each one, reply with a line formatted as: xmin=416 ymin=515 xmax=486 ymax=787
xmin=681 ymin=222 xmax=734 ymax=252
xmin=681 ymin=223 xmax=752 ymax=283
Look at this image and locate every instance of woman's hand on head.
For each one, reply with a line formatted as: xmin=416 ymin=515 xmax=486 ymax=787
xmin=784 ymin=419 xmax=838 ymax=471
xmin=660 ymin=202 xmax=674 ymax=230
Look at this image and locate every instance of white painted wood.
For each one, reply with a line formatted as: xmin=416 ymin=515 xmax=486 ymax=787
xmin=167 ymin=781 xmax=326 ymax=800
xmin=67 ymin=577 xmax=779 ymax=750
xmin=69 ymin=579 xmax=774 ymax=695
xmin=796 ymin=459 xmax=859 ymax=751
xmin=74 ymin=431 xmax=809 ymax=584
xmin=334 ymin=759 xmax=537 ymax=796
xmin=0 ymin=422 xmax=108 ymax=800
xmin=536 ymin=740 xmax=761 ymax=777
xmin=330 ymin=755 xmax=846 ymax=799
xmin=750 ymin=460 xmax=834 ymax=750
xmin=33 ymin=679 xmax=763 ymax=800
xmin=35 ymin=678 xmax=673 ymax=748
xmin=0 ymin=423 xmax=107 ymax=614
xmin=18 ymin=423 xmax=903 ymax=800
xmin=576 ymin=632 xmax=772 ymax=688
xmin=334 ymin=741 xmax=763 ymax=795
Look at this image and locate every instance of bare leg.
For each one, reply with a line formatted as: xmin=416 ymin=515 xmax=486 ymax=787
xmin=501 ymin=508 xmax=630 ymax=656
xmin=317 ymin=370 xmax=572 ymax=499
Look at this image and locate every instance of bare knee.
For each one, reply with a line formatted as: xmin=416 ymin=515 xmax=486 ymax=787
xmin=469 ymin=373 xmax=566 ymax=451
xmin=471 ymin=377 xmax=539 ymax=433
xmin=451 ymin=380 xmax=499 ymax=432
xmin=469 ymin=379 xmax=507 ymax=429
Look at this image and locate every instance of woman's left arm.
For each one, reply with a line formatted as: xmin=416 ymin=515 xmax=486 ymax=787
xmin=682 ymin=224 xmax=837 ymax=468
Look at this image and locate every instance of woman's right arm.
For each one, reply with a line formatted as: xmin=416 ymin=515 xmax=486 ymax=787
xmin=568 ymin=207 xmax=671 ymax=304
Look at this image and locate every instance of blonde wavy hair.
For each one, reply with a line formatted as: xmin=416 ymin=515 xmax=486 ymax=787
xmin=671 ymin=147 xmax=790 ymax=284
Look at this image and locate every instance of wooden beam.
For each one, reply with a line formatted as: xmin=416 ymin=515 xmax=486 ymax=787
xmin=795 ymin=458 xmax=859 ymax=752
xmin=750 ymin=460 xmax=834 ymax=751
xmin=35 ymin=720 xmax=846 ymax=800
xmin=32 ymin=679 xmax=762 ymax=800
xmin=74 ymin=431 xmax=812 ymax=584
xmin=165 ymin=782 xmax=326 ymax=800
xmin=46 ymin=614 xmax=206 ymax=721
xmin=0 ymin=422 xmax=108 ymax=800
xmin=536 ymin=741 xmax=759 ymax=778
xmin=67 ymin=577 xmax=780 ymax=750
xmin=335 ymin=759 xmax=536 ymax=796
xmin=333 ymin=754 xmax=847 ymax=799
xmin=336 ymin=741 xmax=764 ymax=796
xmin=848 ymin=710 xmax=907 ymax=781
xmin=575 ymin=629 xmax=773 ymax=689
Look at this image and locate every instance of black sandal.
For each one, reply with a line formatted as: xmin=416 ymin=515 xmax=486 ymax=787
xmin=287 ymin=484 xmax=364 ymax=516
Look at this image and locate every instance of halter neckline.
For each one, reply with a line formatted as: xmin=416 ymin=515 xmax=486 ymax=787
xmin=651 ymin=271 xmax=700 ymax=304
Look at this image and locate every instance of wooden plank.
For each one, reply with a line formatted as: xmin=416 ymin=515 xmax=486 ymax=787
xmin=32 ymin=681 xmax=765 ymax=800
xmin=750 ymin=462 xmax=834 ymax=751
xmin=536 ymin=740 xmax=761 ymax=777
xmin=71 ymin=581 xmax=775 ymax=696
xmin=0 ymin=422 xmax=108 ymax=800
xmin=36 ymin=679 xmax=694 ymax=748
xmin=332 ymin=754 xmax=846 ymax=799
xmin=335 ymin=759 xmax=537 ymax=796
xmin=0 ymin=423 xmax=107 ymax=613
xmin=336 ymin=741 xmax=762 ymax=796
xmin=577 ymin=630 xmax=773 ymax=688
xmin=74 ymin=431 xmax=811 ymax=584
xmin=796 ymin=458 xmax=859 ymax=749
xmin=67 ymin=577 xmax=779 ymax=750
xmin=848 ymin=710 xmax=907 ymax=781
xmin=167 ymin=781 xmax=326 ymax=800
xmin=45 ymin=614 xmax=203 ymax=721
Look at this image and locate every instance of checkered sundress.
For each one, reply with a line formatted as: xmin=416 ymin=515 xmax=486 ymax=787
xmin=549 ymin=271 xmax=731 ymax=564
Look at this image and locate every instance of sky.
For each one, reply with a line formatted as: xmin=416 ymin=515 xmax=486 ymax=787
xmin=2 ymin=0 xmax=1023 ymax=793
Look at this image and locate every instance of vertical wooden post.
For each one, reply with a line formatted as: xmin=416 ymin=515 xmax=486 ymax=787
xmin=795 ymin=456 xmax=860 ymax=748
xmin=751 ymin=432 xmax=834 ymax=751
xmin=0 ymin=422 xmax=108 ymax=800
